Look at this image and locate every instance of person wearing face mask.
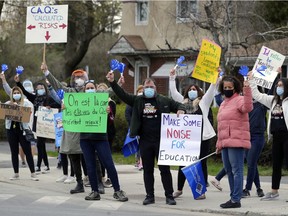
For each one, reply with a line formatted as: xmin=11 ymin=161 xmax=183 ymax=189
xmin=125 ymin=85 xmax=144 ymax=171
xmin=0 ymin=75 xmax=36 ymax=168
xmin=169 ymin=68 xmax=219 ymax=200
xmin=95 ymin=83 xmax=117 ymax=187
xmin=248 ymin=71 xmax=288 ymax=201
xmin=14 ymin=75 xmax=61 ymax=175
xmin=5 ymin=86 xmax=39 ymax=181
xmin=41 ymin=63 xmax=90 ymax=195
xmin=106 ymin=71 xmax=186 ymax=206
xmin=216 ymin=75 xmax=253 ymax=208
xmin=78 ymin=81 xmax=128 ymax=201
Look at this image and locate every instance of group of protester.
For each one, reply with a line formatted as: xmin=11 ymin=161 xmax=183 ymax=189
xmin=2 ymin=61 xmax=288 ymax=208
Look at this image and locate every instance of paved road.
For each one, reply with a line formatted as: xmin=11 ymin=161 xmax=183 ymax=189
xmin=0 ymin=141 xmax=288 ymax=216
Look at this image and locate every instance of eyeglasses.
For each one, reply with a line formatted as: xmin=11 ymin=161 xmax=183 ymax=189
xmin=85 ymin=80 xmax=94 ymax=84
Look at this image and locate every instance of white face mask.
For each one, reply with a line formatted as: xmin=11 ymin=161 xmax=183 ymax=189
xmin=75 ymin=78 xmax=85 ymax=87
xmin=13 ymin=93 xmax=21 ymax=101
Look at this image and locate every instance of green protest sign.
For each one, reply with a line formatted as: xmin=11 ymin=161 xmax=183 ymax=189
xmin=63 ymin=93 xmax=108 ymax=133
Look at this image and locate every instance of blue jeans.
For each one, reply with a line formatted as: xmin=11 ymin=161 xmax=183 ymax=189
xmin=80 ymin=139 xmax=120 ymax=192
xmin=222 ymin=148 xmax=244 ymax=203
xmin=245 ymin=133 xmax=265 ymax=190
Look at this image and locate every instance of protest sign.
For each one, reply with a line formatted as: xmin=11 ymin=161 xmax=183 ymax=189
xmin=192 ymin=39 xmax=221 ymax=84
xmin=252 ymin=46 xmax=285 ymax=89
xmin=26 ymin=5 xmax=68 ymax=43
xmin=0 ymin=103 xmax=31 ymax=123
xmin=63 ymin=93 xmax=108 ymax=133
xmin=158 ymin=113 xmax=202 ymax=166
xmin=36 ymin=106 xmax=58 ymax=139
xmin=54 ymin=112 xmax=63 ymax=148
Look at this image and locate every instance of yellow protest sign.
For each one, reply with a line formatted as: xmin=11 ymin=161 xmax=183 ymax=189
xmin=192 ymin=39 xmax=221 ymax=84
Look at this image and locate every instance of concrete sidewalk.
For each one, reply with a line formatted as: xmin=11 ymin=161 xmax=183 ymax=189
xmin=0 ymin=141 xmax=288 ymax=216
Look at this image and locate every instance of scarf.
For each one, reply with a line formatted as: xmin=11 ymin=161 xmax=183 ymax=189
xmin=183 ymin=97 xmax=200 ymax=114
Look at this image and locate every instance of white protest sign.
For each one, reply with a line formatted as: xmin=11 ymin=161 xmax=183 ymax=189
xmin=36 ymin=106 xmax=58 ymax=139
xmin=158 ymin=113 xmax=202 ymax=166
xmin=252 ymin=46 xmax=285 ymax=89
xmin=26 ymin=5 xmax=68 ymax=43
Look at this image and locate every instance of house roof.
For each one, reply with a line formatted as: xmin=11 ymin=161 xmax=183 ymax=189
xmin=152 ymin=61 xmax=195 ymax=78
xmin=108 ymin=35 xmax=148 ymax=55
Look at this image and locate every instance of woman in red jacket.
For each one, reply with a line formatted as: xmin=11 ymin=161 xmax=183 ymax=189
xmin=216 ymin=75 xmax=253 ymax=208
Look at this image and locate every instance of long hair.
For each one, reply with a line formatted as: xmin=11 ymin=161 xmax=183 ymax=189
xmin=272 ymin=78 xmax=288 ymax=103
xmin=10 ymin=86 xmax=24 ymax=106
xmin=183 ymin=84 xmax=204 ymax=99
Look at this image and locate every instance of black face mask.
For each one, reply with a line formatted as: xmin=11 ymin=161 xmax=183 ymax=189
xmin=223 ymin=89 xmax=234 ymax=98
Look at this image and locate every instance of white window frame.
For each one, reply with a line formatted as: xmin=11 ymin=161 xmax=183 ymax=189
xmin=134 ymin=61 xmax=149 ymax=94
xmin=176 ymin=0 xmax=198 ymax=23
xmin=135 ymin=1 xmax=149 ymax=26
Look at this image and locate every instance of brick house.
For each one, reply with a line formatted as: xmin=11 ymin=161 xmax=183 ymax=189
xmin=108 ymin=1 xmax=288 ymax=95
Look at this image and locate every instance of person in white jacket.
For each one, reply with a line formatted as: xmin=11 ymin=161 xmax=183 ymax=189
xmin=248 ymin=70 xmax=288 ymax=201
xmin=169 ymin=68 xmax=219 ymax=199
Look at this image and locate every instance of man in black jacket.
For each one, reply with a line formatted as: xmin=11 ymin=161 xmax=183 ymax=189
xmin=106 ymin=71 xmax=185 ymax=206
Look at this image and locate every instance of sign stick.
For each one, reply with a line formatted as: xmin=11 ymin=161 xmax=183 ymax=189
xmin=43 ymin=43 xmax=46 ymax=64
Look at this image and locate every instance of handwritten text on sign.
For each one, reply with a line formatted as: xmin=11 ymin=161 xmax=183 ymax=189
xmin=252 ymin=46 xmax=285 ymax=89
xmin=63 ymin=93 xmax=108 ymax=133
xmin=36 ymin=106 xmax=58 ymax=139
xmin=0 ymin=103 xmax=31 ymax=123
xmin=26 ymin=5 xmax=68 ymax=43
xmin=192 ymin=39 xmax=221 ymax=84
xmin=158 ymin=114 xmax=202 ymax=166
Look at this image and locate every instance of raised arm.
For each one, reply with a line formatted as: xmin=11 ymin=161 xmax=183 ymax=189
xmin=169 ymin=69 xmax=184 ymax=102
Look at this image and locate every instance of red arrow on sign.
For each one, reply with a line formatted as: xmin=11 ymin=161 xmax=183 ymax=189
xmin=27 ymin=25 xmax=36 ymax=30
xmin=45 ymin=31 xmax=51 ymax=41
xmin=59 ymin=23 xmax=67 ymax=29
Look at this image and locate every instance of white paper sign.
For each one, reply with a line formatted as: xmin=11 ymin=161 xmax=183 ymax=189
xmin=158 ymin=113 xmax=202 ymax=166
xmin=252 ymin=46 xmax=285 ymax=89
xmin=36 ymin=106 xmax=58 ymax=139
xmin=26 ymin=5 xmax=68 ymax=43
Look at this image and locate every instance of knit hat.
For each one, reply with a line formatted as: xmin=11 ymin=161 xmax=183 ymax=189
xmin=70 ymin=69 xmax=89 ymax=88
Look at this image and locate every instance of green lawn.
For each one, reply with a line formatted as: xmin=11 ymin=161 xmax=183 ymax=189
xmin=48 ymin=151 xmax=288 ymax=176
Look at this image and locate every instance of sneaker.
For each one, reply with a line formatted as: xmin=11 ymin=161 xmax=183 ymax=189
xmin=173 ymin=190 xmax=183 ymax=198
xmin=260 ymin=192 xmax=279 ymax=201
xmin=257 ymin=188 xmax=265 ymax=197
xmin=83 ymin=176 xmax=89 ymax=186
xmin=210 ymin=179 xmax=222 ymax=191
xmin=31 ymin=173 xmax=39 ymax=181
xmin=220 ymin=200 xmax=241 ymax=208
xmin=64 ymin=176 xmax=76 ymax=184
xmin=56 ymin=175 xmax=68 ymax=183
xmin=98 ymin=182 xmax=105 ymax=194
xmin=104 ymin=178 xmax=112 ymax=188
xmin=35 ymin=167 xmax=41 ymax=175
xmin=42 ymin=166 xmax=50 ymax=174
xmin=70 ymin=182 xmax=85 ymax=194
xmin=143 ymin=195 xmax=155 ymax=205
xmin=85 ymin=191 xmax=101 ymax=201
xmin=10 ymin=173 xmax=20 ymax=180
xmin=21 ymin=161 xmax=26 ymax=168
xmin=195 ymin=194 xmax=206 ymax=200
xmin=166 ymin=196 xmax=176 ymax=205
xmin=242 ymin=189 xmax=250 ymax=198
xmin=113 ymin=190 xmax=128 ymax=202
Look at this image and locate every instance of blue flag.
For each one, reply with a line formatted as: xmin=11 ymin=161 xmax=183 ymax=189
xmin=122 ymin=129 xmax=139 ymax=157
xmin=182 ymin=161 xmax=206 ymax=199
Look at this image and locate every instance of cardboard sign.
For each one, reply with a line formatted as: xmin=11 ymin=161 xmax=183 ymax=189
xmin=36 ymin=106 xmax=59 ymax=139
xmin=26 ymin=5 xmax=68 ymax=43
xmin=192 ymin=39 xmax=221 ymax=84
xmin=252 ymin=46 xmax=285 ymax=89
xmin=63 ymin=93 xmax=108 ymax=133
xmin=0 ymin=103 xmax=31 ymax=123
xmin=158 ymin=113 xmax=202 ymax=166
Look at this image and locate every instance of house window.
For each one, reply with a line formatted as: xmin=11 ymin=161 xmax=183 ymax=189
xmin=136 ymin=1 xmax=149 ymax=25
xmin=135 ymin=64 xmax=149 ymax=93
xmin=176 ymin=0 xmax=198 ymax=22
